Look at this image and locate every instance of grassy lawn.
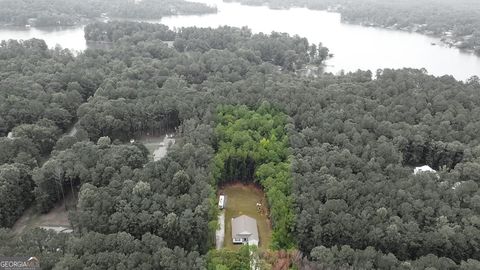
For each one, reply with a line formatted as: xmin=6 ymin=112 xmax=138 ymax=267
xmin=220 ymin=183 xmax=272 ymax=250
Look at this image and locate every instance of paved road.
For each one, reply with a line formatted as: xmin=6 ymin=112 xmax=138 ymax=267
xmin=216 ymin=211 xmax=225 ymax=249
xmin=67 ymin=121 xmax=79 ymax=136
xmin=68 ymin=126 xmax=77 ymax=136
xmin=153 ymin=136 xmax=175 ymax=161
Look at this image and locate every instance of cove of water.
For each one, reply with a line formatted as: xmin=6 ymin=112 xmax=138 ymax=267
xmin=0 ymin=26 xmax=86 ymax=52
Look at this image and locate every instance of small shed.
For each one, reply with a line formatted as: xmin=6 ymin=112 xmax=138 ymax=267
xmin=414 ymin=165 xmax=436 ymax=175
xmin=231 ymin=215 xmax=259 ymax=246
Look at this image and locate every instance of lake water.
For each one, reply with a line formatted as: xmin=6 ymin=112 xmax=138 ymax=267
xmin=0 ymin=26 xmax=86 ymax=53
xmin=1 ymin=0 xmax=479 ymax=80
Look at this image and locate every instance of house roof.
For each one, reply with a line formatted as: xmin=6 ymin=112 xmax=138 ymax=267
xmin=232 ymin=215 xmax=259 ymax=242
xmin=414 ymin=165 xmax=436 ymax=174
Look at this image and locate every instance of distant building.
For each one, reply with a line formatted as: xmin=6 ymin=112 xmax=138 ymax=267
xmin=231 ymin=215 xmax=259 ymax=246
xmin=40 ymin=226 xmax=73 ymax=233
xmin=414 ymin=165 xmax=436 ymax=175
xmin=27 ymin=18 xmax=37 ymax=26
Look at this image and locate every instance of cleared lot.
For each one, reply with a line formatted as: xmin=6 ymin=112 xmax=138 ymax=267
xmin=220 ymin=183 xmax=272 ymax=250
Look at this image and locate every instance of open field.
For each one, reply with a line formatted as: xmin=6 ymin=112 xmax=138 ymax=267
xmin=220 ymin=183 xmax=272 ymax=250
xmin=12 ymin=192 xmax=76 ymax=234
xmin=135 ymin=134 xmax=175 ymax=161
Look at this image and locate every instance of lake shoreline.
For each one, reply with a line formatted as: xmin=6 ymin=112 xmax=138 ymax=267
xmin=223 ymin=0 xmax=480 ymax=56
xmin=346 ymin=20 xmax=480 ymax=56
xmin=1 ymin=0 xmax=479 ymax=80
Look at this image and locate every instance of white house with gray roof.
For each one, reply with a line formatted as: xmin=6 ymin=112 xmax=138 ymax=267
xmin=231 ymin=215 xmax=259 ymax=246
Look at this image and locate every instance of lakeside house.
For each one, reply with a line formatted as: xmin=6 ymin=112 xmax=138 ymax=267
xmin=232 ymin=215 xmax=259 ymax=246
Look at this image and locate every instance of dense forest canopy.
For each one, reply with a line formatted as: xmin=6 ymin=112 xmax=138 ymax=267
xmin=0 ymin=0 xmax=216 ymax=27
xmin=226 ymin=0 xmax=480 ymax=54
xmin=1 ymin=20 xmax=480 ymax=269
